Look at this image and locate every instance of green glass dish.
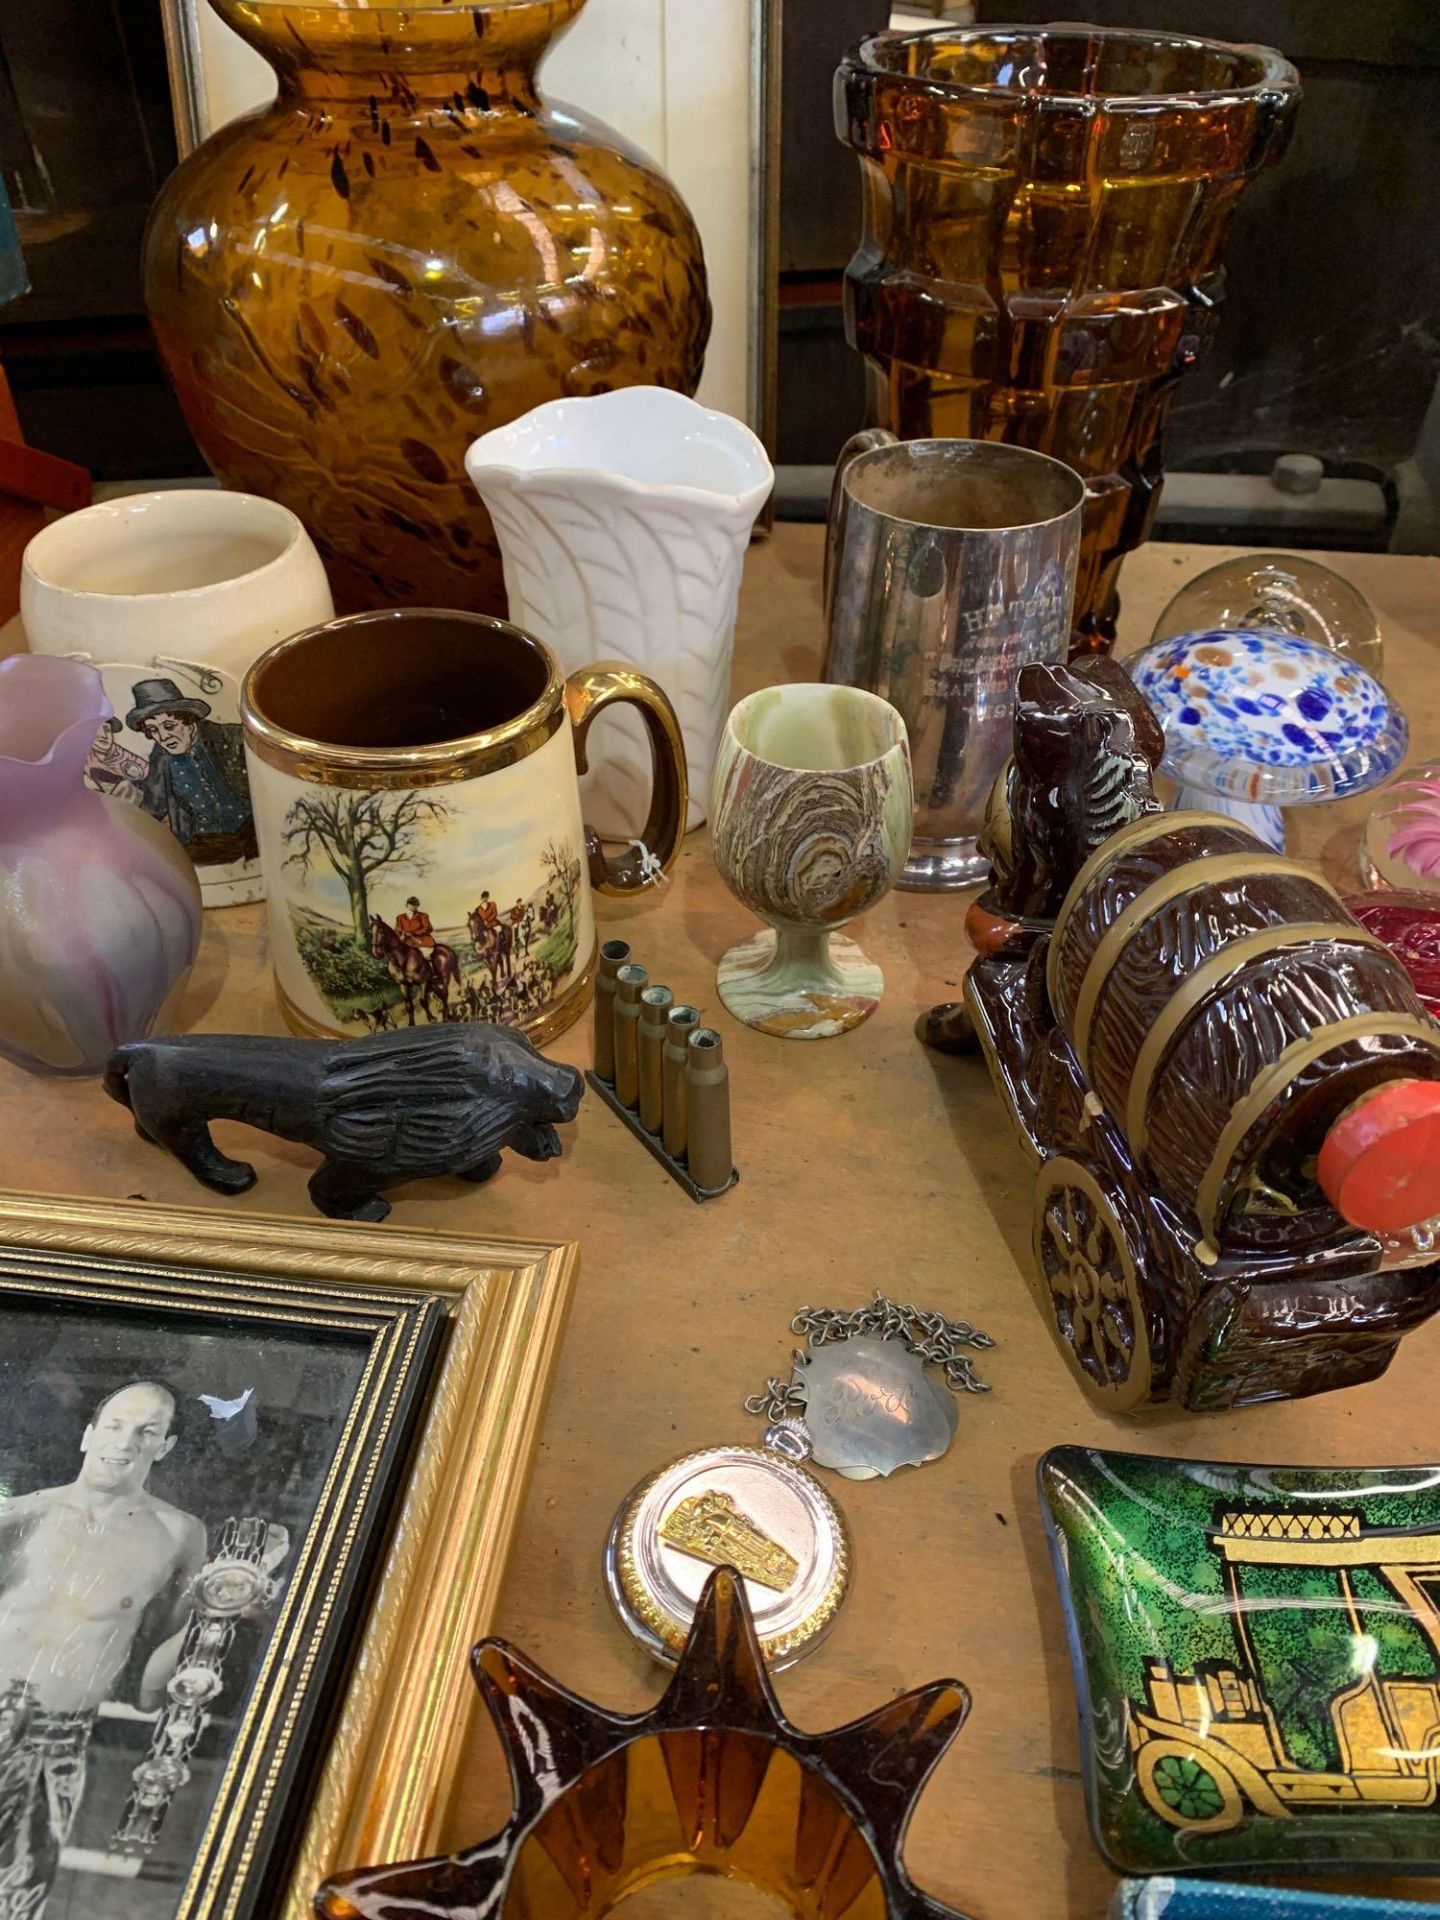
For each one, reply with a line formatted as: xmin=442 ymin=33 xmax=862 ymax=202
xmin=1040 ymin=1445 xmax=1440 ymax=1876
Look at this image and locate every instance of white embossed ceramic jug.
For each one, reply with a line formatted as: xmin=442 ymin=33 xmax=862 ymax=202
xmin=465 ymin=389 xmax=773 ymax=836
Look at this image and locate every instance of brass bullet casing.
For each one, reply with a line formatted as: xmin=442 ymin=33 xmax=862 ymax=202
xmin=663 ymin=1006 xmax=701 ymax=1159
xmin=638 ymin=986 xmax=674 ymax=1134
xmin=613 ymin=964 xmax=647 ymax=1110
xmin=685 ymin=1027 xmax=732 ymax=1193
xmin=594 ymin=939 xmax=632 ymax=1083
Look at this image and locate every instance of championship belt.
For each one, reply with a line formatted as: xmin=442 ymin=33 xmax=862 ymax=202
xmin=113 ymin=1518 xmax=286 ymax=1854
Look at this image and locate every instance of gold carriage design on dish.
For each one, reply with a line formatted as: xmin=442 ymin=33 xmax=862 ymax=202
xmin=1131 ymin=1509 xmax=1440 ymax=1833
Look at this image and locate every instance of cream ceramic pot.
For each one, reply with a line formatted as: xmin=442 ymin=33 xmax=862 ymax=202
xmin=21 ymin=489 xmax=334 ymax=907
xmin=465 ymin=387 xmax=773 ymax=837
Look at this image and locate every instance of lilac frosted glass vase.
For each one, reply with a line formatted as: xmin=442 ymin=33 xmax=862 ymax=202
xmin=0 ymin=655 xmax=202 ymax=1075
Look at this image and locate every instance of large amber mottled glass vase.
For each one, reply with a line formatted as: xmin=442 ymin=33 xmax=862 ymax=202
xmin=143 ymin=0 xmax=710 ymax=613
xmin=835 ymin=27 xmax=1299 ymax=652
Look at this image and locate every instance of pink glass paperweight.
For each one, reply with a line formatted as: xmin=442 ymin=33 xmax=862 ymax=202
xmin=1362 ymin=760 xmax=1440 ymax=894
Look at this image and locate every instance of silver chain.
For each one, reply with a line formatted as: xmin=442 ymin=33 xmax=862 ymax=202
xmin=743 ymin=1291 xmax=994 ymax=1421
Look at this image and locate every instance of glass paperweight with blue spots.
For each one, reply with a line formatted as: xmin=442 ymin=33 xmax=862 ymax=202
xmin=1125 ymin=629 xmax=1407 ymax=851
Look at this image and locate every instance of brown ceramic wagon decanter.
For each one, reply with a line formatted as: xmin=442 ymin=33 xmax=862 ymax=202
xmin=143 ymin=0 xmax=710 ymax=614
xmin=929 ymin=659 xmax=1440 ymax=1415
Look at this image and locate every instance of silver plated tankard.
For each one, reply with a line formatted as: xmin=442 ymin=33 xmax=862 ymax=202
xmin=822 ymin=433 xmax=1084 ymax=889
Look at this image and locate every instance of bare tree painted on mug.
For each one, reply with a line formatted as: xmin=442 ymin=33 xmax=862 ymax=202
xmin=540 ymin=836 xmax=581 ymax=933
xmin=283 ymin=790 xmax=450 ymax=942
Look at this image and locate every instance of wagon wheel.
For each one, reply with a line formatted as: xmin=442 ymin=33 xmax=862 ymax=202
xmin=1136 ymin=1738 xmax=1245 ymax=1834
xmin=1033 ymin=1156 xmax=1154 ymax=1412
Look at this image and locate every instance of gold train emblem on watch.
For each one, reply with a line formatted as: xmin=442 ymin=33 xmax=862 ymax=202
xmin=659 ymin=1490 xmax=798 ymax=1592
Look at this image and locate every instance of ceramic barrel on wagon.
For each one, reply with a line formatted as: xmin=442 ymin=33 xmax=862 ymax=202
xmin=1024 ymin=810 xmax=1440 ymax=1412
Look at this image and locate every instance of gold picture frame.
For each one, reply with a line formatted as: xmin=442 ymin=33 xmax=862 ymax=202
xmin=0 ymin=1188 xmax=578 ymax=1917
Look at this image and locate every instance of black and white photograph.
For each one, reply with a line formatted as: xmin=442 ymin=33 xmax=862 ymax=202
xmin=0 ymin=1267 xmax=445 ymax=1920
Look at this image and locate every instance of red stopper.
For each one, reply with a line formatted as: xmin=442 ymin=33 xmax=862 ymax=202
xmin=1318 ymin=1079 xmax=1440 ymax=1234
xmin=965 ymin=898 xmax=1008 ymax=956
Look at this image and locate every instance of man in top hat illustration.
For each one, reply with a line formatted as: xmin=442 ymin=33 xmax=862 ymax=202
xmin=128 ymin=678 xmax=256 ymax=868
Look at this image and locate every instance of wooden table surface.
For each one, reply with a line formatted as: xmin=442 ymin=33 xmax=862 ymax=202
xmin=5 ymin=528 xmax=1440 ymax=1917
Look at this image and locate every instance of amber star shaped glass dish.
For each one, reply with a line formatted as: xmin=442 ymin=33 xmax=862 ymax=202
xmin=316 ymin=1568 xmax=977 ymax=1918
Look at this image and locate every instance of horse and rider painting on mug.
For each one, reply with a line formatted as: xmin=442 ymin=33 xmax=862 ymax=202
xmin=278 ymin=783 xmax=584 ymax=1032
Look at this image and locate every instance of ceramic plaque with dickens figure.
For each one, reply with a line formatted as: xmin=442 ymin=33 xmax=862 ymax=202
xmin=20 ymin=490 xmax=335 ymax=908
xmin=78 ymin=663 xmax=260 ymax=902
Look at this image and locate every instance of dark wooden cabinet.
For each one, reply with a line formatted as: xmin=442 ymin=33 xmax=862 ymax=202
xmin=0 ymin=0 xmax=203 ymax=476
xmin=776 ymin=0 xmax=886 ymax=469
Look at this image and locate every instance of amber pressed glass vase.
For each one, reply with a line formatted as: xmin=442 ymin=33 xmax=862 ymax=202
xmin=144 ymin=0 xmax=710 ymax=614
xmin=835 ymin=27 xmax=1300 ymax=653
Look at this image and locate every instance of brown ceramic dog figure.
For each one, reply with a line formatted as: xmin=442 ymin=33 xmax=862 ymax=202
xmin=104 ymin=1024 xmax=584 ymax=1222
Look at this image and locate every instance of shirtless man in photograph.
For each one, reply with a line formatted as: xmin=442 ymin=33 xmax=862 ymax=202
xmin=0 ymin=1380 xmax=207 ymax=1913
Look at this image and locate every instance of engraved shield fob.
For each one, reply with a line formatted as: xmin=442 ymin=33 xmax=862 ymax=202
xmin=800 ymin=1335 xmax=958 ymax=1479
